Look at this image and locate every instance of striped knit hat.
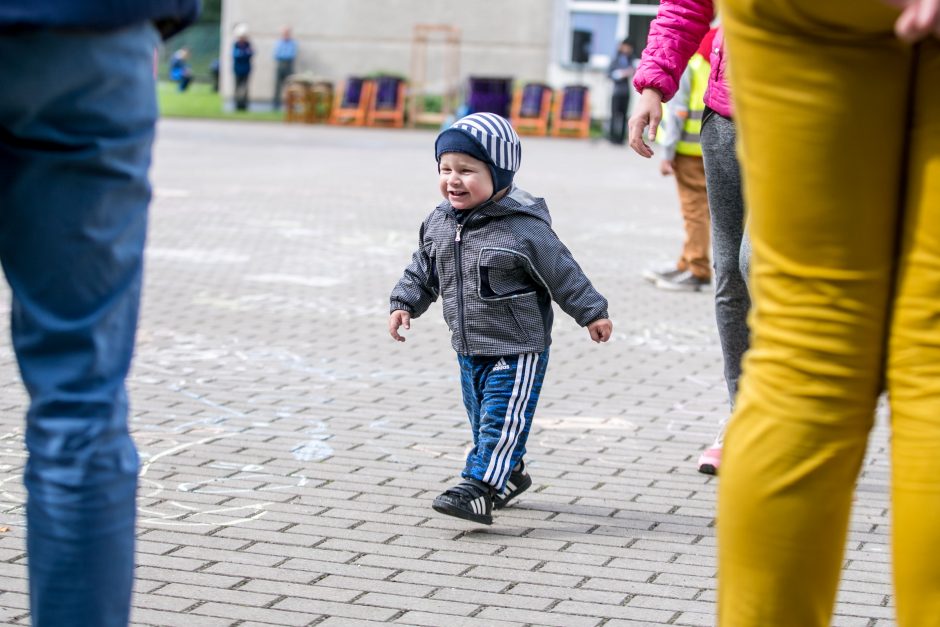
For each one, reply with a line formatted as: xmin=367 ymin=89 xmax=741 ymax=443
xmin=435 ymin=112 xmax=522 ymax=194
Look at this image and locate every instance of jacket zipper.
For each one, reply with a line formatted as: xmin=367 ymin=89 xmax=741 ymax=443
xmin=453 ymin=207 xmax=482 ymax=351
xmin=454 ymin=220 xmax=468 ymax=351
xmin=451 ymin=202 xmax=492 ymax=353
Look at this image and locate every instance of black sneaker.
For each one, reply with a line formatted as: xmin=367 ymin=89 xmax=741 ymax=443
xmin=493 ymin=460 xmax=532 ymax=510
xmin=432 ymin=479 xmax=495 ymax=525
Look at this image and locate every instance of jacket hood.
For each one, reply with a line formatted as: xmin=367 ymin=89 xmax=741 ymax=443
xmin=436 ymin=186 xmax=552 ymax=227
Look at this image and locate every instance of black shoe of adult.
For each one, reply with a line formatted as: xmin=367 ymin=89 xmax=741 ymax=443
xmin=494 ymin=460 xmax=532 ymax=510
xmin=432 ymin=479 xmax=495 ymax=525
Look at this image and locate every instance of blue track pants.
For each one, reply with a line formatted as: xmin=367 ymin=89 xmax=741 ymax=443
xmin=457 ymin=350 xmax=549 ymax=490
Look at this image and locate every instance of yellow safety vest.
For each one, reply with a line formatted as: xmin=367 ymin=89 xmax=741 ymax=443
xmin=676 ymin=53 xmax=710 ymax=157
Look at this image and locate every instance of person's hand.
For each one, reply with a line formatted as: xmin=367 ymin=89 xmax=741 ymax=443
xmin=660 ymin=160 xmax=675 ymax=176
xmin=628 ymin=88 xmax=664 ymax=158
xmin=389 ymin=310 xmax=411 ymax=342
xmin=587 ymin=319 xmax=613 ymax=343
xmin=884 ymin=0 xmax=940 ymax=41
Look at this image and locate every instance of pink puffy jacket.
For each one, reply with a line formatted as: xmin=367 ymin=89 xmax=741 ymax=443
xmin=632 ymin=0 xmax=733 ymax=118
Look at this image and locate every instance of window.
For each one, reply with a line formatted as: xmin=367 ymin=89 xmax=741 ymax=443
xmin=562 ymin=0 xmax=660 ymax=68
xmin=627 ymin=13 xmax=656 ymax=57
xmin=570 ymin=12 xmax=618 ymax=61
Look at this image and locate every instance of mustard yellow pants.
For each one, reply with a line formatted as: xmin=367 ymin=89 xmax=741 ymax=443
xmin=716 ymin=1 xmax=940 ymax=625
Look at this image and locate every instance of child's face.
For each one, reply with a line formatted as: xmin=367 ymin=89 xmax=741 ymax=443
xmin=438 ymin=152 xmax=493 ymax=210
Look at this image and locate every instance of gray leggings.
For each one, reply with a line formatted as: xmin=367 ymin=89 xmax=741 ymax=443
xmin=701 ymin=110 xmax=751 ymax=409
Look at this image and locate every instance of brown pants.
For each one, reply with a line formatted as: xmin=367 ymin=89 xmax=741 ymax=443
xmin=674 ymin=153 xmax=711 ymax=280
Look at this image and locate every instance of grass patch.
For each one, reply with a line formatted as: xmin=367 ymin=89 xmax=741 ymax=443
xmin=157 ymin=81 xmax=283 ymax=122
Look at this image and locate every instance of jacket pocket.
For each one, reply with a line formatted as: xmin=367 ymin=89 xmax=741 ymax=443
xmin=506 ymin=293 xmax=544 ymax=343
xmin=477 ymin=247 xmax=537 ymax=301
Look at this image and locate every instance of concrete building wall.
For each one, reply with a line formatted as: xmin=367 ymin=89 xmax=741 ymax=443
xmin=220 ymin=0 xmax=554 ymax=109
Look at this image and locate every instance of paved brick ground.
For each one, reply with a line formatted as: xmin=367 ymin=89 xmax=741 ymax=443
xmin=0 ymin=119 xmax=893 ymax=626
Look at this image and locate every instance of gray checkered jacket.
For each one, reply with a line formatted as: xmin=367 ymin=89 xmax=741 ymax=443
xmin=390 ymin=187 xmax=609 ymax=356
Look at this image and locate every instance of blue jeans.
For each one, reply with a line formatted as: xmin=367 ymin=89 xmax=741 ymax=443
xmin=458 ymin=350 xmax=549 ymax=490
xmin=0 ymin=23 xmax=158 ymax=627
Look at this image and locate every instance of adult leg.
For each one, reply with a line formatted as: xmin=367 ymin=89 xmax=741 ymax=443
xmin=697 ymin=112 xmax=750 ymax=471
xmin=0 ymin=23 xmax=158 ymax=627
xmin=674 ymin=154 xmax=711 ymax=281
xmin=244 ymin=74 xmax=251 ymax=110
xmin=462 ymin=351 xmax=548 ymax=491
xmin=700 ymin=113 xmax=749 ymax=406
xmin=886 ymin=39 xmax=940 ymax=627
xmin=609 ymin=92 xmax=628 ymax=144
xmin=716 ymin=1 xmax=909 ymax=624
xmin=273 ymin=66 xmax=286 ymax=110
xmin=235 ymin=75 xmax=248 ymax=110
xmin=739 ymin=224 xmax=752 ymax=291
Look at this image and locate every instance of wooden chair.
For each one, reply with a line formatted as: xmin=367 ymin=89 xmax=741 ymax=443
xmin=330 ymin=77 xmax=373 ymax=126
xmin=309 ymin=81 xmax=333 ymax=123
xmin=510 ymin=83 xmax=552 ymax=136
xmin=284 ymin=79 xmax=333 ymax=124
xmin=284 ymin=82 xmax=311 ymax=123
xmin=366 ymin=76 xmax=406 ymax=128
xmin=550 ymin=85 xmax=591 ymax=139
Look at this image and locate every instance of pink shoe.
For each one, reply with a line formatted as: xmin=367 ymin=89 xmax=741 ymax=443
xmin=697 ymin=446 xmax=721 ymax=475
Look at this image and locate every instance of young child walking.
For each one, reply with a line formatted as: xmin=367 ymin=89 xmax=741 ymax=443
xmin=389 ymin=112 xmax=612 ymax=525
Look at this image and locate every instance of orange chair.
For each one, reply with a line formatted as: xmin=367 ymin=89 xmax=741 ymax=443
xmin=510 ymin=83 xmax=552 ymax=136
xmin=550 ymin=85 xmax=591 ymax=139
xmin=366 ymin=76 xmax=406 ymax=128
xmin=330 ymin=77 xmax=373 ymax=126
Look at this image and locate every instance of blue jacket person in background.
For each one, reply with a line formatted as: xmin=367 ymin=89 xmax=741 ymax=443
xmin=169 ymin=46 xmax=194 ymax=92
xmin=0 ymin=1 xmax=199 ymax=625
xmin=272 ymin=26 xmax=297 ymax=110
xmin=232 ymin=23 xmax=254 ymax=111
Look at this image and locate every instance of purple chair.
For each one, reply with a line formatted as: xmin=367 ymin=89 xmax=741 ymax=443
xmin=341 ymin=77 xmax=366 ymax=108
xmin=551 ymin=85 xmax=591 ymax=138
xmin=511 ymin=83 xmax=552 ymax=135
xmin=374 ymin=76 xmax=402 ymax=111
xmin=466 ymin=76 xmax=512 ymax=117
xmin=332 ymin=76 xmax=371 ymax=126
xmin=367 ymin=76 xmax=405 ymax=127
xmin=560 ymin=85 xmax=588 ymax=120
xmin=519 ymin=83 xmax=550 ymax=118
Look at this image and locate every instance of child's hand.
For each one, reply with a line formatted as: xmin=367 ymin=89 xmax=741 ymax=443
xmin=587 ymin=319 xmax=613 ymax=343
xmin=389 ymin=310 xmax=411 ymax=342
